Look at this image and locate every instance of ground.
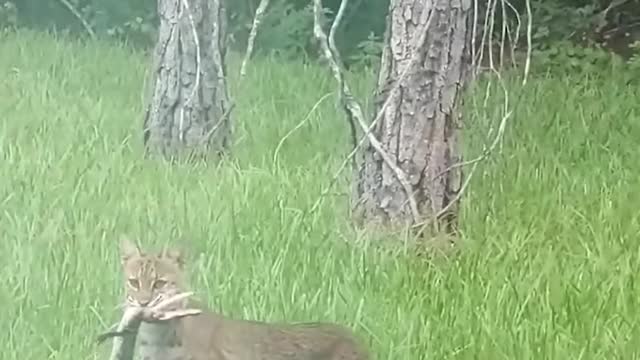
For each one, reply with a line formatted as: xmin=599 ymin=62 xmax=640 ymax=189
xmin=1 ymin=30 xmax=640 ymax=359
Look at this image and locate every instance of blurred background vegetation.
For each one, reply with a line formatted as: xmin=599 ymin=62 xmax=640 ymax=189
xmin=2 ymin=2 xmax=640 ymax=359
xmin=2 ymin=0 xmax=640 ymax=72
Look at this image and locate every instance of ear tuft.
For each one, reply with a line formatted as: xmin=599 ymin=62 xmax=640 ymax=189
xmin=120 ymin=236 xmax=141 ymax=263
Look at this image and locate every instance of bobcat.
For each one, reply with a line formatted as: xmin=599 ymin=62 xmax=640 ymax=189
xmin=119 ymin=239 xmax=370 ymax=360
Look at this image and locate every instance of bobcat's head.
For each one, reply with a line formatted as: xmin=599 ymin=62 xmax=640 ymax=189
xmin=119 ymin=238 xmax=186 ymax=308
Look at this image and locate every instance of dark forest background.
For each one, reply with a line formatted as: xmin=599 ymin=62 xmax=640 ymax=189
xmin=3 ymin=0 xmax=640 ymax=72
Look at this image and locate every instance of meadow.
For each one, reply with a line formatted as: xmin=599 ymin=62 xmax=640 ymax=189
xmin=1 ymin=29 xmax=640 ymax=359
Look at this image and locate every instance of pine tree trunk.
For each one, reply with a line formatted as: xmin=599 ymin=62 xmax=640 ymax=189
xmin=355 ymin=0 xmax=472 ymax=232
xmin=143 ymin=0 xmax=231 ymax=159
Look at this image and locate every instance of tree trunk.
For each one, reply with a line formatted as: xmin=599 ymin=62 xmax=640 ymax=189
xmin=143 ymin=0 xmax=231 ymax=159
xmin=355 ymin=0 xmax=472 ymax=232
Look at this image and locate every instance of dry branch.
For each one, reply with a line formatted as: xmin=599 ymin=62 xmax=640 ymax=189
xmin=240 ymin=0 xmax=271 ymax=80
xmin=312 ymin=0 xmax=421 ymax=222
xmin=523 ymin=0 xmax=532 ymax=84
xmin=97 ymin=292 xmax=202 ymax=360
xmin=55 ymin=0 xmax=95 ymax=39
xmin=409 ymin=0 xmax=533 ymax=231
xmin=311 ymin=0 xmax=530 ymax=234
xmin=310 ymin=0 xmax=439 ymax=220
xmin=410 ymin=0 xmax=532 ymax=228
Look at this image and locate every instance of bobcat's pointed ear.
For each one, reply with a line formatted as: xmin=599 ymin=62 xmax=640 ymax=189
xmin=160 ymin=246 xmax=185 ymax=268
xmin=120 ymin=236 xmax=141 ymax=263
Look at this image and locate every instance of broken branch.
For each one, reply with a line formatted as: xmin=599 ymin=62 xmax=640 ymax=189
xmin=97 ymin=292 xmax=202 ymax=360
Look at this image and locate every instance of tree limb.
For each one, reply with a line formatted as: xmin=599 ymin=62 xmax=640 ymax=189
xmin=309 ymin=0 xmax=439 ymax=222
xmin=312 ymin=0 xmax=421 ymax=222
xmin=55 ymin=0 xmax=96 ymax=39
xmin=240 ymin=0 xmax=271 ymax=80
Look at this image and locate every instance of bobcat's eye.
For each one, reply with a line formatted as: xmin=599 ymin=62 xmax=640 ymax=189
xmin=127 ymin=278 xmax=140 ymax=289
xmin=153 ymin=279 xmax=167 ymax=289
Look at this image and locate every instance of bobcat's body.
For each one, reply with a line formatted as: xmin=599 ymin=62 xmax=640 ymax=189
xmin=119 ymin=240 xmax=369 ymax=360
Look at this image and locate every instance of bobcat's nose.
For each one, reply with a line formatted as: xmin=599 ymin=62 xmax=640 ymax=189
xmin=137 ymin=294 xmax=153 ymax=307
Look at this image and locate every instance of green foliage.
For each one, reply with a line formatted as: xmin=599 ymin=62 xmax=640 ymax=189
xmin=0 ymin=1 xmax=17 ymax=29
xmin=9 ymin=0 xmax=387 ymax=64
xmin=105 ymin=14 xmax=157 ymax=47
xmin=348 ymin=32 xmax=383 ymax=68
xmin=530 ymin=1 xmax=597 ymax=45
xmin=3 ymin=30 xmax=640 ymax=359
xmin=249 ymin=1 xmax=315 ymax=59
xmin=484 ymin=0 xmax=640 ymax=74
xmin=530 ymin=41 xmax=618 ymax=73
xmin=6 ymin=0 xmax=640 ymax=72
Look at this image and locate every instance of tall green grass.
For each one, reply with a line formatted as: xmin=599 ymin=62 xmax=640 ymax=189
xmin=1 ymin=29 xmax=640 ymax=359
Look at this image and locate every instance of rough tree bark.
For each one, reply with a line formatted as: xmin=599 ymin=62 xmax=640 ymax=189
xmin=355 ymin=0 xmax=472 ymax=232
xmin=143 ymin=0 xmax=231 ymax=159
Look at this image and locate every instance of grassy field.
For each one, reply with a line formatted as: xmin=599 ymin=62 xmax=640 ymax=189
xmin=1 ymin=29 xmax=640 ymax=359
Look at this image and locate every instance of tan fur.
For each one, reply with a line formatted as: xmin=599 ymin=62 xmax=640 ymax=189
xmin=119 ymin=239 xmax=370 ymax=360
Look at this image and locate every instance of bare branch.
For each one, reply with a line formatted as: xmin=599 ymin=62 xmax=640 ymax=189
xmin=310 ymin=0 xmax=437 ymax=220
xmin=413 ymin=98 xmax=512 ymax=231
xmin=412 ymin=0 xmax=533 ymax=231
xmin=98 ymin=292 xmax=202 ymax=360
xmin=523 ymin=0 xmax=532 ymax=85
xmin=327 ymin=0 xmax=357 ymax=167
xmin=200 ymin=102 xmax=236 ymax=147
xmin=55 ymin=0 xmax=95 ymax=40
xmin=240 ymin=0 xmax=271 ymax=80
xmin=311 ymin=0 xmax=531 ymax=238
xmin=312 ymin=0 xmax=420 ymax=222
xmin=503 ymin=0 xmax=522 ymax=63
xmin=594 ymin=0 xmax=629 ymax=33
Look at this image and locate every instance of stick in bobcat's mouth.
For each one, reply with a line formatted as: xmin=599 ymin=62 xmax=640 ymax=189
xmin=97 ymin=291 xmax=201 ymax=343
xmin=97 ymin=291 xmax=202 ymax=360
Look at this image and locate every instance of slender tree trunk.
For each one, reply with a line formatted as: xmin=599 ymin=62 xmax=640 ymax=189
xmin=143 ymin=0 xmax=231 ymax=159
xmin=355 ymin=0 xmax=472 ymax=232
